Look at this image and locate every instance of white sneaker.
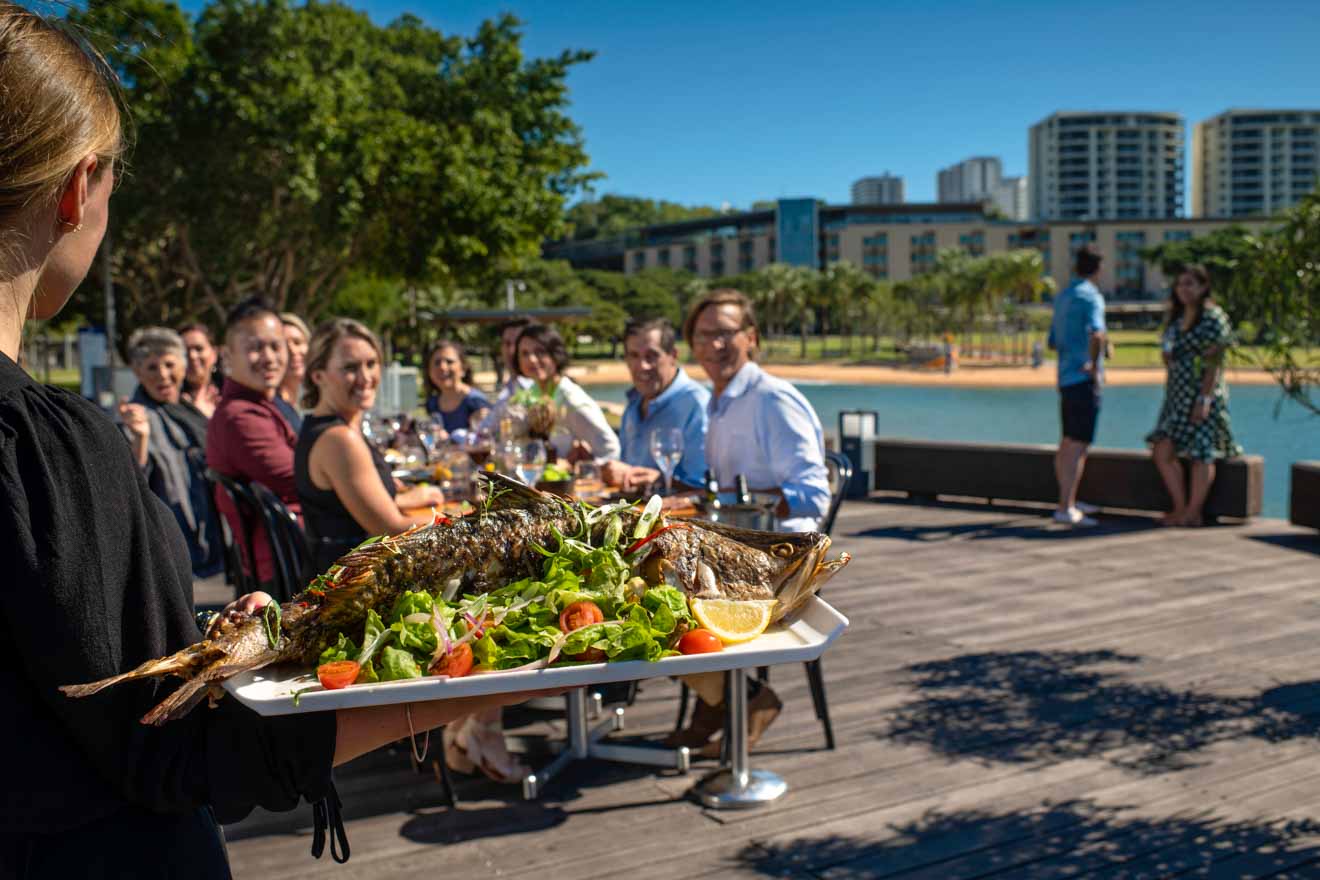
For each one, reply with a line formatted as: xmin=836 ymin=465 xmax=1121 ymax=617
xmin=1075 ymin=501 xmax=1101 ymax=515
xmin=1053 ymin=507 xmax=1097 ymax=528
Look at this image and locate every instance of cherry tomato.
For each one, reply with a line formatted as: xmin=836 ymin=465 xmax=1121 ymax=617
xmin=559 ymin=600 xmax=605 ymax=633
xmin=678 ymin=629 xmax=724 ymax=655
xmin=429 ymin=642 xmax=474 ymax=678
xmin=316 ymin=660 xmax=361 ymax=690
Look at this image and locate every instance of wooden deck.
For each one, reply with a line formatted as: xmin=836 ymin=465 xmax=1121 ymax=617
xmin=225 ymin=499 xmax=1320 ymax=879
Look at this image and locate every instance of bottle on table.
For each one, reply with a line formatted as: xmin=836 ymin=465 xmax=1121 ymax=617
xmin=735 ymin=473 xmax=752 ymax=506
xmin=703 ymin=469 xmax=721 ymax=523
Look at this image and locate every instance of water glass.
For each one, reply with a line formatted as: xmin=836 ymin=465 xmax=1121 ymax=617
xmin=517 ymin=439 xmax=547 ymax=487
xmin=649 ymin=427 xmax=684 ymax=495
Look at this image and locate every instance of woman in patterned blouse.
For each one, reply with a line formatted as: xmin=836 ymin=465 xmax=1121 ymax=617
xmin=1146 ymin=264 xmax=1242 ymax=526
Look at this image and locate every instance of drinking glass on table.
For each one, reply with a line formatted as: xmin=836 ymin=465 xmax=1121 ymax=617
xmin=466 ymin=429 xmax=494 ymax=468
xmin=649 ymin=427 xmax=684 ymax=495
xmin=517 ymin=439 xmax=547 ymax=487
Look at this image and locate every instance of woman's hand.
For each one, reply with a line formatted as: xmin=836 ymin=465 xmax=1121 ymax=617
xmin=118 ymin=400 xmax=151 ymax=467
xmin=397 ymin=483 xmax=445 ymax=510
xmin=217 ymin=591 xmax=275 ymax=627
xmin=118 ymin=401 xmax=150 ymax=440
xmin=567 ymin=440 xmax=594 ymax=464
xmin=1189 ymin=395 xmax=1213 ymax=425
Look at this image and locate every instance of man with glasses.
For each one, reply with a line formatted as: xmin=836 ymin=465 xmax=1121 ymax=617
xmin=602 ymin=316 xmax=709 ymax=493
xmin=665 ymin=288 xmax=830 ymax=758
xmin=685 ymin=288 xmax=830 ymax=532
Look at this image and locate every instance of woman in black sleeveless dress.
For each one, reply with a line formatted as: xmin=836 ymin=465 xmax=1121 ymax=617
xmin=295 ymin=319 xmax=444 ymax=575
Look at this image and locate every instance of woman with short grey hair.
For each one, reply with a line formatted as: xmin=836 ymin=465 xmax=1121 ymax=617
xmin=119 ymin=325 xmax=223 ymax=577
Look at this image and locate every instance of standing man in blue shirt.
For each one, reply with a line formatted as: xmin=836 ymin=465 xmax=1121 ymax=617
xmin=1048 ymin=245 xmax=1107 ymax=527
xmin=665 ymin=288 xmax=831 ymax=757
xmin=602 ymin=317 xmax=709 ymax=493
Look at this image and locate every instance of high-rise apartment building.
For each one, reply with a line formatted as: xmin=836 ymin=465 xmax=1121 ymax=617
xmin=991 ymin=176 xmax=1028 ymax=220
xmin=851 ymin=174 xmax=905 ymax=205
xmin=938 ymin=157 xmax=1002 ymax=202
xmin=1192 ymin=109 xmax=1320 ymax=217
xmin=1029 ymin=112 xmax=1184 ymax=220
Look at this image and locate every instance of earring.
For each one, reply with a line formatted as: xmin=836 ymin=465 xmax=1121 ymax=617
xmin=59 ymin=218 xmax=83 ymax=232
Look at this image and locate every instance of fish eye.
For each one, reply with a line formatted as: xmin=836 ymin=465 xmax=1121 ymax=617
xmin=770 ymin=543 xmax=796 ymax=558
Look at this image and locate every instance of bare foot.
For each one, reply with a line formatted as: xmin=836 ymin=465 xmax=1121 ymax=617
xmin=1160 ymin=511 xmax=1186 ymax=527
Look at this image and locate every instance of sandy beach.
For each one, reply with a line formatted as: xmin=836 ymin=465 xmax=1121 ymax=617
xmin=542 ymin=360 xmax=1281 ymax=389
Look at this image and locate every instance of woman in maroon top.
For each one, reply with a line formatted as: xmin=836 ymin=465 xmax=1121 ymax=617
xmin=205 ymin=296 xmax=302 ymax=587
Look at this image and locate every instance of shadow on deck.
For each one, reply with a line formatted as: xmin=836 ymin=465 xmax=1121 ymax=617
xmin=225 ymin=499 xmax=1320 ymax=880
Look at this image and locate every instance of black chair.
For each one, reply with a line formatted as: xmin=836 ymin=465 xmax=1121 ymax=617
xmin=197 ymin=458 xmax=252 ymax=600
xmin=205 ymin=468 xmax=261 ymax=598
xmin=673 ymin=451 xmax=853 ymax=751
xmin=247 ymin=480 xmax=312 ymax=601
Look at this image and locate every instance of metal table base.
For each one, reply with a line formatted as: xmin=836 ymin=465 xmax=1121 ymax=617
xmin=692 ymin=668 xmax=787 ymax=809
xmin=522 ymin=687 xmax=691 ymax=799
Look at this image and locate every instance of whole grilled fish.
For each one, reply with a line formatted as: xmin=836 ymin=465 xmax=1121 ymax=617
xmin=61 ymin=474 xmax=849 ymax=725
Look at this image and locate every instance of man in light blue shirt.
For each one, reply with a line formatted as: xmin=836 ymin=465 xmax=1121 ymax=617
xmin=1047 ymin=244 xmax=1107 ymax=527
xmin=689 ymin=293 xmax=830 ymax=534
xmin=666 ymin=288 xmax=831 ymax=757
xmin=603 ymin=317 xmax=709 ymax=493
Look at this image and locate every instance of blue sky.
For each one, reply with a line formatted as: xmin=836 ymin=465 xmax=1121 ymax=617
xmin=197 ymin=0 xmax=1320 ymax=210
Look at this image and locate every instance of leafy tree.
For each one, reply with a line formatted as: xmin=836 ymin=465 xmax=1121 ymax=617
xmin=1216 ymin=191 xmax=1320 ymax=413
xmin=1140 ymin=226 xmax=1256 ymax=296
xmin=565 ymin=195 xmax=719 ymax=241
xmin=71 ymin=0 xmax=595 ymax=347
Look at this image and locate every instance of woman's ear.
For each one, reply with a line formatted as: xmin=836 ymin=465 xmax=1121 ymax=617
xmin=55 ymin=155 xmax=98 ymax=232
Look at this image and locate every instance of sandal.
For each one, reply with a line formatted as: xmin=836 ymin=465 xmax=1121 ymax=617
xmin=464 ymin=719 xmax=529 ymax=784
xmin=442 ymin=718 xmax=477 ymax=775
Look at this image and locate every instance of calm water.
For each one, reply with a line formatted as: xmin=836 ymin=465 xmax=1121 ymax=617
xmin=590 ymin=380 xmax=1318 ymax=518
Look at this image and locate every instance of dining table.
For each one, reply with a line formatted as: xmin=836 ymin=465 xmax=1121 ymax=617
xmin=402 ymin=474 xmax=792 ymax=808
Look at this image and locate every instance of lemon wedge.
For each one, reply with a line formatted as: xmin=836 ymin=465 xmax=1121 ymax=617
xmin=691 ymin=598 xmax=777 ymax=645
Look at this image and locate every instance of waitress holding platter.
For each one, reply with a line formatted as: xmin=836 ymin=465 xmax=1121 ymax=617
xmin=0 ymin=6 xmax=541 ymax=875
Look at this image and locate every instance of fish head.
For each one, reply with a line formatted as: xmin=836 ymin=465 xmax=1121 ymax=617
xmin=642 ymin=520 xmax=842 ymax=620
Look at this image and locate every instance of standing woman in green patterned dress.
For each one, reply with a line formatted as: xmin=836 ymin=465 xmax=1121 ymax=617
xmin=1146 ymin=264 xmax=1242 ymax=526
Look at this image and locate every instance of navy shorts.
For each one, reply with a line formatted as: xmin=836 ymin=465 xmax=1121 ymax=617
xmin=1059 ymin=380 xmax=1100 ymax=444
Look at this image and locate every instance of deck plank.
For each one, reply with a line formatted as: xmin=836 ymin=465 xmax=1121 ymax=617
xmin=225 ymin=500 xmax=1320 ymax=879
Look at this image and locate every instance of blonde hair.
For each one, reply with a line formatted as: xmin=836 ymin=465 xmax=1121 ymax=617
xmin=280 ymin=312 xmax=311 ymax=342
xmin=303 ymin=318 xmax=383 ymax=409
xmin=0 ymin=3 xmax=123 ymax=239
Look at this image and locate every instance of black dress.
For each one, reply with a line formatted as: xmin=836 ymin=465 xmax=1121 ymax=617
xmin=295 ymin=414 xmax=397 ymax=575
xmin=0 ymin=352 xmax=336 ymax=878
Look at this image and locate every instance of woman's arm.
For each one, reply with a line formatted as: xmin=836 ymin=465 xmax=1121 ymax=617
xmin=558 ymin=381 xmax=621 ymax=460
xmin=310 ymin=425 xmax=418 ymax=535
xmin=1190 ymin=344 xmax=1225 ymax=425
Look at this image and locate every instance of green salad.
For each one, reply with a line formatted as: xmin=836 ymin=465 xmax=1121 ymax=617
xmin=314 ymin=498 xmax=694 ymax=686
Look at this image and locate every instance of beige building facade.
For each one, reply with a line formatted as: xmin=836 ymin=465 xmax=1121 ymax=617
xmin=626 ymin=202 xmax=1260 ymax=299
xmin=1029 ymin=111 xmax=1184 ymax=221
xmin=1193 ymin=109 xmax=1320 ymax=217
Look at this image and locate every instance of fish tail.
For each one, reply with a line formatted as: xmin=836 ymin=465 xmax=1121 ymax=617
xmin=772 ymin=551 xmax=851 ymax=623
xmin=59 ymin=643 xmax=219 ymax=698
xmin=141 ymin=678 xmax=211 ymax=726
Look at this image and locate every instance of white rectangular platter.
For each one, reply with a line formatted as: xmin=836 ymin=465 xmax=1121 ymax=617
xmin=225 ymin=595 xmax=848 ymax=717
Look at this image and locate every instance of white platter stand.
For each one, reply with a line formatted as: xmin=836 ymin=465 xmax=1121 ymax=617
xmin=226 ymin=596 xmax=848 ymax=807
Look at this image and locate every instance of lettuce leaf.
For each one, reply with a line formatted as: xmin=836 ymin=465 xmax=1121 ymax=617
xmin=379 ymin=646 xmax=423 ymax=681
xmin=317 ymin=633 xmax=359 ymax=666
xmin=387 ymin=590 xmax=434 ymax=624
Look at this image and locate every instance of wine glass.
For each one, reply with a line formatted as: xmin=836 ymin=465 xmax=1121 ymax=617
xmin=649 ymin=427 xmax=684 ymax=495
xmin=466 ymin=429 xmax=493 ymax=468
xmin=517 ymin=439 xmax=547 ymax=487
